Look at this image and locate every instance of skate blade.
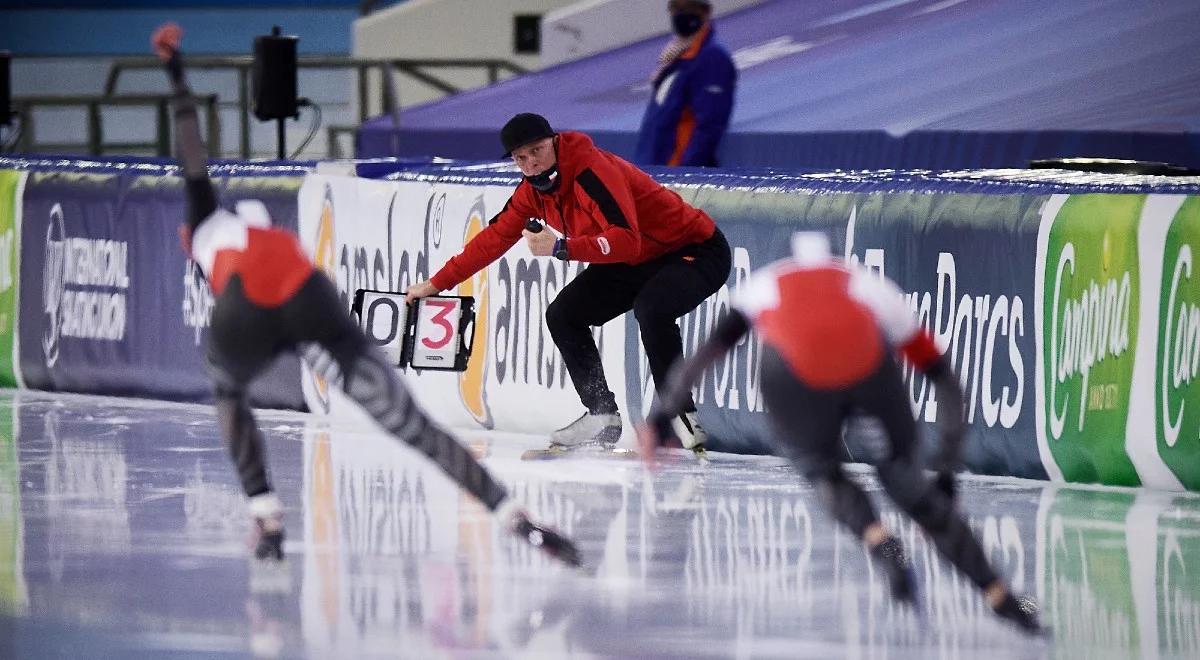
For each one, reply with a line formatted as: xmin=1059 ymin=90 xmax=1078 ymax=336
xmin=521 ymin=445 xmax=639 ymax=461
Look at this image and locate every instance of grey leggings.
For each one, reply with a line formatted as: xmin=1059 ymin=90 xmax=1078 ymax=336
xmin=760 ymin=346 xmax=998 ymax=591
xmin=207 ymin=272 xmax=507 ymax=512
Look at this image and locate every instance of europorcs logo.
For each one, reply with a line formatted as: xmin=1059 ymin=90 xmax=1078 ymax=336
xmin=1155 ymin=196 xmax=1200 ymax=490
xmin=1041 ymin=194 xmax=1141 ymax=486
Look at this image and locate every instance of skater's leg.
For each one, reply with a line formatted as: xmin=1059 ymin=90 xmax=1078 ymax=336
xmin=207 ymin=277 xmax=285 ymax=558
xmin=856 ymin=357 xmax=1001 ymax=590
xmin=631 ymin=228 xmax=731 ymax=414
xmin=855 ymin=357 xmax=1041 ymax=630
xmin=761 ymin=346 xmax=915 ymax=602
xmin=760 ymin=347 xmax=881 ymax=537
xmin=284 ymin=274 xmax=508 ymax=511
xmin=545 ymin=264 xmax=640 ymax=415
xmin=214 ymin=388 xmax=271 ymax=499
xmin=282 ymin=273 xmax=581 ymax=566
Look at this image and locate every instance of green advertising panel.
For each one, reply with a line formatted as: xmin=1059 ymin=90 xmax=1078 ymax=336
xmin=0 ymin=394 xmax=24 ymax=616
xmin=0 ymin=171 xmax=20 ymax=388
xmin=1156 ymin=498 xmax=1200 ymax=657
xmin=1042 ymin=195 xmax=1142 ymax=486
xmin=1156 ymin=197 xmax=1200 ymax=490
xmin=1043 ymin=488 xmax=1140 ymax=655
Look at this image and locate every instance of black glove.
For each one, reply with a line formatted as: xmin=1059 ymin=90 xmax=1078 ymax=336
xmin=934 ymin=470 xmax=958 ymax=500
xmin=648 ymin=410 xmax=679 ymax=448
xmin=512 ymin=513 xmax=582 ymax=568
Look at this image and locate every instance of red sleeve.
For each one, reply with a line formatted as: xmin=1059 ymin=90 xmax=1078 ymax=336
xmin=430 ymin=187 xmax=530 ymax=290
xmin=564 ymin=160 xmax=641 ymax=263
xmin=898 ymin=329 xmax=942 ymax=372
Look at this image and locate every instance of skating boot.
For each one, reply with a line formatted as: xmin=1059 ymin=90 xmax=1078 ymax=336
xmin=550 ymin=412 xmax=622 ymax=448
xmin=870 ymin=537 xmax=917 ymax=607
xmin=254 ymin=518 xmax=285 ymax=561
xmin=673 ymin=411 xmax=708 ymax=457
xmin=992 ymin=592 xmax=1046 ymax=636
xmin=499 ymin=501 xmax=582 ymax=567
xmin=250 ymin=492 xmax=285 ymax=561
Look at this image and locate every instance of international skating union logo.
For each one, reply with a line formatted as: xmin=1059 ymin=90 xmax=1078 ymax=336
xmin=41 ymin=202 xmax=131 ymax=368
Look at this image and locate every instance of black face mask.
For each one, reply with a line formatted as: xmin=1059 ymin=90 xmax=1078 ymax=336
xmin=671 ymin=12 xmax=705 ymax=37
xmin=526 ymin=163 xmax=560 ymax=193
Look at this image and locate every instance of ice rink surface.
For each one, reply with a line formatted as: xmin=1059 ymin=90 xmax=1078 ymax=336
xmin=1 ymin=389 xmax=1198 ymax=659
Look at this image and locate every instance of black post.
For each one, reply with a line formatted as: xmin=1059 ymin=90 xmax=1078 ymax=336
xmin=276 ymin=116 xmax=286 ymax=160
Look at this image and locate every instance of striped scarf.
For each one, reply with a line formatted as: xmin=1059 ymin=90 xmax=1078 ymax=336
xmin=651 ymin=23 xmax=709 ymax=84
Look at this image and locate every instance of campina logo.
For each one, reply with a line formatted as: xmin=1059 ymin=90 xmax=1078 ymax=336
xmin=1156 ymin=196 xmax=1200 ymax=489
xmin=1041 ymin=195 xmax=1140 ymax=485
xmin=310 ymin=185 xmax=337 ymax=412
xmin=42 ymin=203 xmax=130 ymax=368
xmin=1046 ymin=230 xmax=1134 ymax=439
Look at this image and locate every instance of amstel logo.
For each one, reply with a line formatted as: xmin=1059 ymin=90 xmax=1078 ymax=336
xmin=457 ymin=196 xmax=493 ymax=429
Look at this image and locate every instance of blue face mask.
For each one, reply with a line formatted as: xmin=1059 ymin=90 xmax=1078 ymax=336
xmin=526 ymin=163 xmax=560 ymax=193
xmin=671 ymin=12 xmax=705 ymax=37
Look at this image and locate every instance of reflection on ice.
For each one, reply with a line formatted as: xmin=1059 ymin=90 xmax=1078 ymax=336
xmin=1 ymin=390 xmax=1198 ymax=658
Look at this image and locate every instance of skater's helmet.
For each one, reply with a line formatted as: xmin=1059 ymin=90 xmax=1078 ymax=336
xmin=791 ymin=231 xmax=831 ymax=266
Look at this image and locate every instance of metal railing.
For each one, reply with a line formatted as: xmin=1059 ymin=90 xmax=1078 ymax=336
xmin=103 ymin=55 xmax=527 ymax=159
xmin=10 ymin=93 xmax=220 ymax=157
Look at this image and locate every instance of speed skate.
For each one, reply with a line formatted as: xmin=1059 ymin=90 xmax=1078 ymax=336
xmin=520 ymin=443 xmax=640 ymax=461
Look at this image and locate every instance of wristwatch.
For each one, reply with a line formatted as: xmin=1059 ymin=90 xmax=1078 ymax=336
xmin=552 ymin=238 xmax=569 ymax=261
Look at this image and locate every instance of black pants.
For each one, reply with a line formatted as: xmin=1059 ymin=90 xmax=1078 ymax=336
xmin=206 ymin=272 xmax=508 ymax=512
xmin=546 ymin=228 xmax=732 ymax=415
xmin=760 ymin=345 xmax=999 ymax=591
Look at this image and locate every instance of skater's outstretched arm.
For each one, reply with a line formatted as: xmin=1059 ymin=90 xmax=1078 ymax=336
xmin=638 ymin=310 xmax=750 ymax=459
xmin=152 ymin=23 xmax=217 ymax=244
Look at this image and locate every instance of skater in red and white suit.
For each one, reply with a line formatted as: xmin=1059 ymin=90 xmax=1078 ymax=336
xmin=152 ymin=23 xmax=578 ymax=566
xmin=639 ymin=232 xmax=1042 ymax=633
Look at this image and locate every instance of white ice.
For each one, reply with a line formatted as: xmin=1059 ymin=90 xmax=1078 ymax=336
xmin=1 ymin=389 xmax=1198 ymax=659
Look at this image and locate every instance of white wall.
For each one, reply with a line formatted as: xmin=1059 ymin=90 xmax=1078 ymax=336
xmin=540 ymin=0 xmax=769 ymax=67
xmin=353 ymin=0 xmax=575 ymax=112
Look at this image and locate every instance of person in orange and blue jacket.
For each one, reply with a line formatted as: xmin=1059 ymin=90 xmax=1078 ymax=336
xmin=635 ymin=0 xmax=737 ymax=168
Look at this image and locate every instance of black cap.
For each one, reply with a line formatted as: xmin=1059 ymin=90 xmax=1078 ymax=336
xmin=501 ymin=113 xmax=556 ymax=157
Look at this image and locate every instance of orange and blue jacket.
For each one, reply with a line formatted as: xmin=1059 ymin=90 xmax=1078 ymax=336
xmin=635 ymin=25 xmax=736 ymax=168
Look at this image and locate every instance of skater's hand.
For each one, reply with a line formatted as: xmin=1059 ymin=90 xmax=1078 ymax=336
xmin=404 ymin=280 xmax=440 ymax=304
xmin=152 ymin=22 xmax=183 ymax=61
xmin=178 ymin=225 xmax=193 ymax=255
xmin=523 ymin=227 xmax=556 ymax=257
xmin=636 ymin=415 xmax=678 ymax=471
xmin=636 ymin=422 xmax=662 ymax=471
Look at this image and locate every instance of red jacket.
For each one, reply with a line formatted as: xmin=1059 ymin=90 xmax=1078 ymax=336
xmin=430 ymin=131 xmax=716 ymax=290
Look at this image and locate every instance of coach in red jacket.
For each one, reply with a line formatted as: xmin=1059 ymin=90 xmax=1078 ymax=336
xmin=407 ymin=113 xmax=731 ymax=450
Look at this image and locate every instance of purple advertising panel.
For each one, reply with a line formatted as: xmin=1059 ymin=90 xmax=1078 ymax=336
xmin=18 ymin=172 xmax=304 ymax=409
